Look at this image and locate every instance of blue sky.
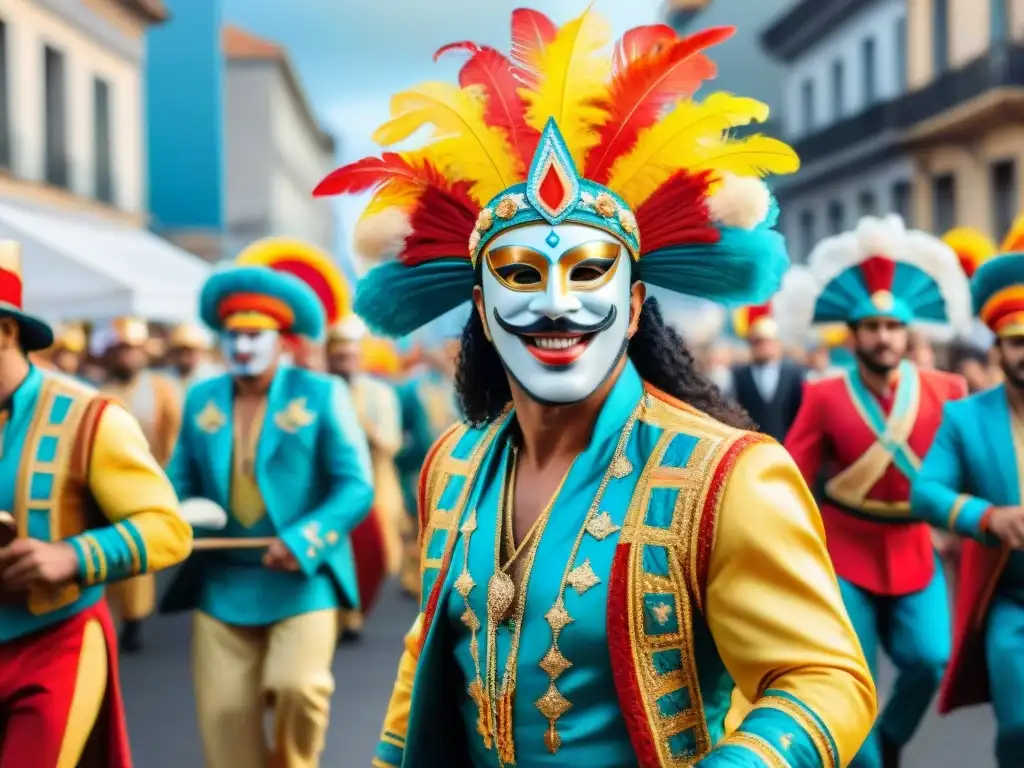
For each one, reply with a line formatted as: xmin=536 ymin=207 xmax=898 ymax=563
xmin=220 ymin=0 xmax=725 ymax=339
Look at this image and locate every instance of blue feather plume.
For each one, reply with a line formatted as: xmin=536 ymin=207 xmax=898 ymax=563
xmin=354 ymin=259 xmax=476 ymax=338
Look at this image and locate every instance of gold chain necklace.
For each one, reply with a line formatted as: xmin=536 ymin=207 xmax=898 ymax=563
xmin=486 ymin=443 xmax=573 ymax=765
xmin=534 ymin=406 xmax=638 ymax=753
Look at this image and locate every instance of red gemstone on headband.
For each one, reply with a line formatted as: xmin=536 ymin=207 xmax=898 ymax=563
xmin=538 ymin=163 xmax=566 ymax=212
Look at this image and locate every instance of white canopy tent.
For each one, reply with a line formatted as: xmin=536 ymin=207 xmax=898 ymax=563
xmin=0 ymin=201 xmax=212 ymax=323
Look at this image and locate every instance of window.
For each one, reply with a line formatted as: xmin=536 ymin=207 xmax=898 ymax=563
xmin=861 ymin=37 xmax=877 ymax=105
xmin=932 ymin=174 xmax=957 ymax=233
xmin=933 ymin=0 xmax=949 ymax=75
xmin=44 ymin=46 xmax=68 ymax=188
xmin=895 ymin=16 xmax=908 ymax=92
xmin=801 ymin=79 xmax=815 ymax=133
xmin=891 ymin=180 xmax=912 ymax=224
xmin=992 ymin=0 xmax=1008 ymax=44
xmin=799 ymin=210 xmax=816 ymax=261
xmin=93 ymin=78 xmax=113 ymax=203
xmin=828 ymin=200 xmax=845 ymax=235
xmin=0 ymin=20 xmax=8 ymax=168
xmin=991 ymin=160 xmax=1018 ymax=239
xmin=831 ymin=59 xmax=845 ymax=120
xmin=858 ymin=190 xmax=877 ymax=217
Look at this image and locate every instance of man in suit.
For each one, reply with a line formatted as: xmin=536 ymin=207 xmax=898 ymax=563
xmin=160 ymin=261 xmax=373 ymax=768
xmin=729 ymin=302 xmax=806 ymax=442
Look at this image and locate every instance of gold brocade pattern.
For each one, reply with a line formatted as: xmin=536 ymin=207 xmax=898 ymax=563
xmin=722 ymin=733 xmax=788 ymax=768
xmin=453 ymin=508 xmax=491 ymax=746
xmin=756 ymin=697 xmax=837 ymax=768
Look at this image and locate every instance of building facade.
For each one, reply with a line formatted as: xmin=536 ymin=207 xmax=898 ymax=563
xmin=763 ymin=0 xmax=913 ymax=262
xmin=665 ymin=0 xmax=792 ymax=132
xmin=902 ymin=0 xmax=1024 ymax=237
xmin=146 ymin=1 xmax=337 ymax=263
xmin=222 ymin=26 xmax=336 ymax=256
xmin=0 ymin=0 xmax=211 ymax=322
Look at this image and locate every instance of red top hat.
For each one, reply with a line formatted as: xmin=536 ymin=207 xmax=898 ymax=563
xmin=0 ymin=242 xmax=55 ymax=352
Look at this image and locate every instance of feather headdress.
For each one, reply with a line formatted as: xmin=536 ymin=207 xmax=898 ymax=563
xmin=315 ymin=6 xmax=799 ymax=337
xmin=798 ymin=215 xmax=971 ymax=341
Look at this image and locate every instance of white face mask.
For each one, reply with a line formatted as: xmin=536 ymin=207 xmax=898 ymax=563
xmin=220 ymin=329 xmax=280 ymax=377
xmin=479 ymin=222 xmax=633 ymax=405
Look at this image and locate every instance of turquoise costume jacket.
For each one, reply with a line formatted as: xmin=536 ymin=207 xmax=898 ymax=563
xmin=160 ymin=366 xmax=374 ymax=622
xmin=375 ymin=363 xmax=876 ymax=768
xmin=1 ymin=366 xmax=190 ymax=642
xmin=911 ymin=385 xmax=1010 ymax=541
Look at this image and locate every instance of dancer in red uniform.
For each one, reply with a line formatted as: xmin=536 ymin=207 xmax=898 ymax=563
xmin=782 ymin=215 xmax=971 ymax=768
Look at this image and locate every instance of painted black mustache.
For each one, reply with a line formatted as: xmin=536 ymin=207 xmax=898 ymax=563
xmin=492 ymin=305 xmax=617 ymax=336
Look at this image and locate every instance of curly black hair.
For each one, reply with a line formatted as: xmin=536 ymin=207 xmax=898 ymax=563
xmin=454 ymin=296 xmax=754 ymax=430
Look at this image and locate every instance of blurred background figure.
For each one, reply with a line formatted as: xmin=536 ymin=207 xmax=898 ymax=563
xmin=729 ymin=302 xmax=806 ymax=442
xmin=165 ymin=323 xmax=220 ymax=393
xmin=45 ymin=323 xmax=89 ymax=378
xmin=326 ymin=315 xmax=406 ymax=641
xmin=94 ymin=316 xmax=182 ymax=653
xmin=908 ymin=329 xmax=937 ymax=368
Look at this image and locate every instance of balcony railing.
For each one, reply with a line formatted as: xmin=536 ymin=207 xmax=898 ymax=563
xmin=45 ymin=151 xmax=69 ymax=188
xmin=789 ymin=42 xmax=1024 ymax=166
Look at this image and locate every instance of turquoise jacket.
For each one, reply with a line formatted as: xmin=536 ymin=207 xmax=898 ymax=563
xmin=394 ymin=379 xmax=434 ymax=517
xmin=160 ymin=366 xmax=374 ymax=618
xmin=911 ymin=385 xmax=1009 ymax=541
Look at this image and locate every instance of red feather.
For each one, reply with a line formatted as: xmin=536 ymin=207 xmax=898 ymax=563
xmin=510 ymin=7 xmax=557 ymax=86
xmin=636 ymin=170 xmax=720 ymax=255
xmin=433 ymin=40 xmax=481 ymax=62
xmin=612 ymin=24 xmax=677 ymax=73
xmin=458 ymin=46 xmax=539 ymax=168
xmin=313 ymin=153 xmax=448 ymax=198
xmin=586 ymin=28 xmax=734 ymax=184
xmin=859 ymin=256 xmax=897 ymax=293
xmin=401 ymin=184 xmax=479 ymax=266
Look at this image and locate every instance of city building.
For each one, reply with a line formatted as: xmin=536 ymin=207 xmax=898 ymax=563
xmin=902 ymin=0 xmax=1024 ymax=237
xmin=147 ymin=0 xmax=337 ymax=262
xmin=762 ymin=0 xmax=913 ymax=261
xmin=0 ymin=0 xmax=211 ymax=322
xmin=665 ymin=0 xmax=793 ymax=135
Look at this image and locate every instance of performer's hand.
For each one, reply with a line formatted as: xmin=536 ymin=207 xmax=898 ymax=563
xmin=262 ymin=539 xmax=300 ymax=571
xmin=0 ymin=539 xmax=80 ymax=592
xmin=986 ymin=506 xmax=1024 ymax=549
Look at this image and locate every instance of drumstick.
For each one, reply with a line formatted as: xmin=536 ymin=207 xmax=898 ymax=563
xmin=192 ymin=537 xmax=277 ymax=551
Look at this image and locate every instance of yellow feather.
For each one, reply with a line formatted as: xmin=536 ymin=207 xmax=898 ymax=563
xmin=690 ymin=135 xmax=800 ymax=179
xmin=521 ymin=7 xmax=612 ymax=168
xmin=606 ymin=93 xmax=771 ymax=209
xmin=1001 ymin=213 xmax=1024 ymax=253
xmin=371 ymin=82 xmax=521 ymax=206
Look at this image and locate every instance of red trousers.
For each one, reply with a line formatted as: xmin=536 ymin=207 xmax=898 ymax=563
xmin=0 ymin=599 xmax=131 ymax=768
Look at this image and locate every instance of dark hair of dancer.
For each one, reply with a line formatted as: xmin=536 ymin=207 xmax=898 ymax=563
xmin=454 ymin=291 xmax=755 ymax=431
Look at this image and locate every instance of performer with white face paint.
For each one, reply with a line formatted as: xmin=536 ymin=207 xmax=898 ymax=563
xmin=160 ymin=260 xmax=373 ymax=768
xmin=318 ymin=7 xmax=875 ymax=767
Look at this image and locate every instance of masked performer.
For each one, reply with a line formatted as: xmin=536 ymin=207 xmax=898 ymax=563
xmin=160 ymin=261 xmax=373 ymax=768
xmin=0 ymin=242 xmax=191 ymax=767
xmin=315 ymin=8 xmax=874 ymax=767
xmin=234 ymin=236 xmax=398 ymax=639
xmin=95 ymin=317 xmax=182 ymax=653
xmin=911 ymin=226 xmax=1024 ymax=767
xmin=782 ymin=216 xmax=970 ymax=768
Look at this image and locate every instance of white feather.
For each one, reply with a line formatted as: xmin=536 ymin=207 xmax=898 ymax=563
xmin=706 ymin=174 xmax=771 ymax=230
xmin=353 ymin=209 xmax=413 ymax=263
xmin=801 ymin=215 xmax=972 ymax=338
xmin=179 ymin=498 xmax=229 ymax=531
xmin=771 ymin=265 xmax=819 ymax=346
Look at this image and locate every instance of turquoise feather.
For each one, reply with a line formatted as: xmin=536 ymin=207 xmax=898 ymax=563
xmin=355 ymin=259 xmax=476 ymax=338
xmin=638 ymin=226 xmax=789 ymax=307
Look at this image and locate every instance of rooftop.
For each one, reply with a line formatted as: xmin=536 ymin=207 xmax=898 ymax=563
xmin=120 ymin=0 xmax=169 ymax=23
xmin=222 ymin=25 xmax=336 ymax=154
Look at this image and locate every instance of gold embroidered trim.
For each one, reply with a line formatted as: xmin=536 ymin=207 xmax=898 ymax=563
xmin=114 ymin=522 xmax=143 ymax=574
xmin=757 ymin=696 xmax=836 ymax=768
xmin=586 ymin=511 xmax=620 ymax=541
xmin=724 ymin=732 xmax=789 ymax=768
xmin=947 ymin=494 xmax=970 ymax=530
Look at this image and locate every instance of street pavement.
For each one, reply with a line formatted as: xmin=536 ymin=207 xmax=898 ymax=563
xmin=121 ymin=572 xmax=996 ymax=767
